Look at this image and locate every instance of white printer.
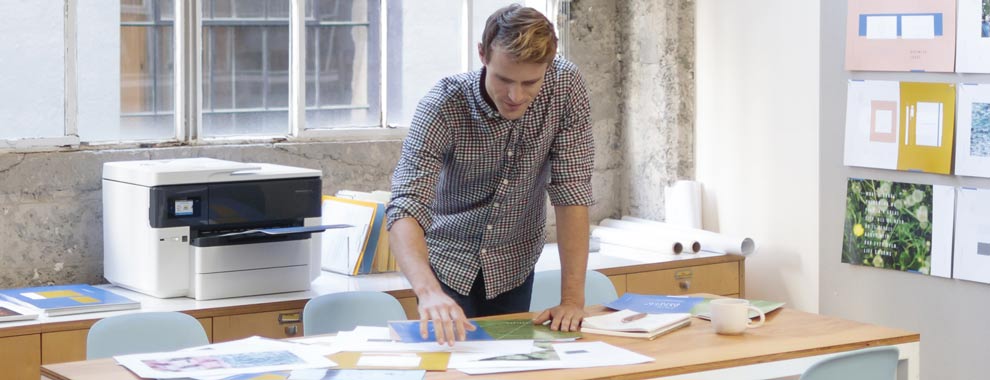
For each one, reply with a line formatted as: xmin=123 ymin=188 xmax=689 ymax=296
xmin=102 ymin=158 xmax=327 ymax=300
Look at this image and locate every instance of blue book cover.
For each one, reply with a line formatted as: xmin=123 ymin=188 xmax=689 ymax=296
xmin=0 ymin=284 xmax=139 ymax=316
xmin=604 ymin=293 xmax=704 ymax=314
xmin=389 ymin=320 xmax=494 ymax=343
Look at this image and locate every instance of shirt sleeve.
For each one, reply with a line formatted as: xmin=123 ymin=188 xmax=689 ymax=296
xmin=546 ymin=66 xmax=595 ymax=207
xmin=386 ymin=84 xmax=454 ymax=231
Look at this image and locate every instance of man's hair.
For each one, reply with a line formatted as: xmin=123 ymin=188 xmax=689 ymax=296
xmin=481 ymin=4 xmax=558 ymax=64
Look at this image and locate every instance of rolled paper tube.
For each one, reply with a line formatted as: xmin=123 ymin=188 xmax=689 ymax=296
xmin=600 ymin=218 xmax=702 ymax=253
xmin=590 ymin=225 xmax=685 ymax=254
xmin=617 ymin=216 xmax=757 ymax=255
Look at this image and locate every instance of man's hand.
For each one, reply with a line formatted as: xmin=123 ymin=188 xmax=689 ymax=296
xmin=417 ymin=290 xmax=476 ymax=346
xmin=532 ymin=302 xmax=585 ymax=332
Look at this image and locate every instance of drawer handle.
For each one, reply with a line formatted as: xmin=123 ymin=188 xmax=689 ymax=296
xmin=284 ymin=325 xmax=298 ymax=336
xmin=278 ymin=312 xmax=301 ymax=324
xmin=679 ymin=280 xmax=691 ymax=290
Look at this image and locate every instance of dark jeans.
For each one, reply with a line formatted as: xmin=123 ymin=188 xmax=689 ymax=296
xmin=439 ymin=271 xmax=535 ymax=318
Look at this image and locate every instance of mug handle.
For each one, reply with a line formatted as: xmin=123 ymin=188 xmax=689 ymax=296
xmin=746 ymin=306 xmax=766 ymax=328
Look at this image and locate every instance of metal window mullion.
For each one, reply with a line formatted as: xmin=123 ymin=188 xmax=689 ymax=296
xmin=151 ymin=3 xmax=159 ymax=114
xmin=288 ymin=0 xmax=305 ymax=136
xmin=64 ymin=0 xmax=79 ymax=140
xmin=314 ymin=23 xmax=320 ymax=109
xmin=174 ymin=0 xmax=201 ymax=142
xmin=379 ymin=0 xmax=386 ymax=128
xmin=229 ymin=26 xmax=236 ymax=112
xmin=262 ymin=26 xmax=269 ymax=109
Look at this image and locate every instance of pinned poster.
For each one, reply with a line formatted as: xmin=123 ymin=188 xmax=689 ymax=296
xmin=845 ymin=0 xmax=956 ymax=72
xmin=953 ymin=187 xmax=990 ymax=284
xmin=842 ymin=178 xmax=954 ymax=278
xmin=956 ymin=0 xmax=990 ymax=73
xmin=844 ymin=81 xmax=955 ymax=174
xmin=955 ymin=84 xmax=990 ymax=178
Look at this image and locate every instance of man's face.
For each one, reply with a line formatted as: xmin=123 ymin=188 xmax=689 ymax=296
xmin=479 ymin=45 xmax=549 ymax=120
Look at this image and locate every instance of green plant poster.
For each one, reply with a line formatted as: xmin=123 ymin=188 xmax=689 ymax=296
xmin=842 ymin=179 xmax=940 ymax=274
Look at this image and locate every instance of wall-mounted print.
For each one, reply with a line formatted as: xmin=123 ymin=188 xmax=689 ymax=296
xmin=844 ymin=81 xmax=956 ymax=174
xmin=952 ymin=187 xmax=990 ymax=284
xmin=846 ymin=0 xmax=957 ymax=72
xmin=842 ymin=178 xmax=955 ymax=278
xmin=955 ymin=84 xmax=990 ymax=178
xmin=956 ymin=0 xmax=990 ymax=72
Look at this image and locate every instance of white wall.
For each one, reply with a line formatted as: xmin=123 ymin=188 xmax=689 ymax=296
xmin=695 ymin=1 xmax=821 ymax=312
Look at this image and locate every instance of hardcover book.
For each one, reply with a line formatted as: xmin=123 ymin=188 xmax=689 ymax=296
xmin=580 ymin=309 xmax=691 ymax=340
xmin=604 ymin=293 xmax=704 ymax=314
xmin=0 ymin=284 xmax=140 ymax=317
xmin=388 ymin=319 xmax=582 ymax=343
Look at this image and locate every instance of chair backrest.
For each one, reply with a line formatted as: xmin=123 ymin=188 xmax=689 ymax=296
xmin=529 ymin=269 xmax=619 ymax=312
xmin=86 ymin=311 xmax=209 ymax=360
xmin=303 ymin=291 xmax=408 ymax=336
xmin=799 ymin=346 xmax=899 ymax=380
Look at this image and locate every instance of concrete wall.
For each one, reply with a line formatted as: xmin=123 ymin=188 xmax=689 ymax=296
xmin=0 ymin=1 xmax=630 ymax=287
xmin=820 ymin=2 xmax=990 ymax=378
xmin=695 ymin=1 xmax=821 ymax=312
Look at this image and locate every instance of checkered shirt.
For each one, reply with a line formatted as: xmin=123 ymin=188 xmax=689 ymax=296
xmin=387 ymin=56 xmax=594 ymax=299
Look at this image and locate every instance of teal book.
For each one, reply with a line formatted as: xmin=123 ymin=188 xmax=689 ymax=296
xmin=604 ymin=293 xmax=705 ymax=314
xmin=0 ymin=284 xmax=139 ymax=317
xmin=690 ymin=298 xmax=785 ymax=320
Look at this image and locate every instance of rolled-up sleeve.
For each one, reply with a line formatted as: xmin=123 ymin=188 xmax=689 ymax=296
xmin=546 ymin=69 xmax=594 ymax=206
xmin=387 ymin=85 xmax=454 ymax=231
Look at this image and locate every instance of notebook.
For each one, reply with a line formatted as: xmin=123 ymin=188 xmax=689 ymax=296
xmin=581 ymin=309 xmax=691 ymax=340
xmin=0 ymin=284 xmax=140 ymax=317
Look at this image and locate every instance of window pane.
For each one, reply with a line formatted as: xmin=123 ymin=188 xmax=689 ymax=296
xmin=305 ymin=0 xmax=379 ymax=129
xmin=202 ymin=0 xmax=289 ymax=137
xmin=117 ymin=0 xmax=174 ymax=141
xmin=78 ymin=3 xmax=122 ymax=142
xmin=0 ymin=2 xmax=64 ymax=140
xmin=386 ymin=0 xmax=463 ymax=127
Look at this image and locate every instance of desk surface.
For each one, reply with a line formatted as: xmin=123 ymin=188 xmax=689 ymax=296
xmin=41 ymin=306 xmax=918 ymax=380
xmin=1 ymin=243 xmax=738 ymax=337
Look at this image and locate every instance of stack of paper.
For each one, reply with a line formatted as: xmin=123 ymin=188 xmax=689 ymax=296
xmin=321 ymin=191 xmax=394 ymax=275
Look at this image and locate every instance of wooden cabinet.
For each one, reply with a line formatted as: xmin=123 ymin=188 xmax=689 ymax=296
xmin=213 ymin=309 xmax=303 ymax=342
xmin=0 ymin=334 xmax=40 ymax=380
xmin=397 ymin=296 xmax=418 ymax=320
xmin=607 ymin=274 xmax=627 ymax=297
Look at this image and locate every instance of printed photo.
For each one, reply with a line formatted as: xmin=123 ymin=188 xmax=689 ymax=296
xmin=842 ymin=179 xmax=933 ymax=274
xmin=141 ymin=351 xmax=303 ymax=373
xmin=983 ymin=0 xmax=990 ymax=37
xmin=972 ymin=102 xmax=990 ymax=157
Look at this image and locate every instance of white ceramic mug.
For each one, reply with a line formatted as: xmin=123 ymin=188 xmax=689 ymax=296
xmin=710 ymin=298 xmax=766 ymax=335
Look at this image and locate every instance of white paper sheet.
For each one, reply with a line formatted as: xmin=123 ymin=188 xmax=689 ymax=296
xmin=553 ymin=341 xmax=654 ymax=367
xmin=356 ymin=353 xmax=421 ymax=367
xmin=931 ymin=185 xmax=956 ymax=278
xmin=321 ymin=199 xmax=374 ymax=274
xmin=844 ymin=80 xmax=900 ymax=170
xmin=955 ymin=84 xmax=990 ymax=178
xmin=953 ymin=188 xmax=990 ymax=283
xmin=901 ymin=15 xmax=936 ymax=39
xmin=957 ymin=0 xmax=990 ymax=73
xmin=115 ymin=345 xmax=336 ymax=379
xmin=663 ymin=180 xmax=703 ymax=230
xmin=866 ymin=15 xmax=898 ymax=39
xmin=914 ymin=102 xmax=943 ymax=147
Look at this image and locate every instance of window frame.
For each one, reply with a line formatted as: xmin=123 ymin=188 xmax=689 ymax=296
xmin=0 ymin=0 xmax=559 ymax=152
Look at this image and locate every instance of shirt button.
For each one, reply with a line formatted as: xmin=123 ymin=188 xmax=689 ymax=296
xmin=486 ymin=225 xmax=493 ymax=230
xmin=507 ymin=151 xmax=514 ymax=157
xmin=481 ymin=248 xmax=488 ymax=254
xmin=502 ymin=179 xmax=508 ymax=185
xmin=493 ymin=202 xmax=500 ymax=207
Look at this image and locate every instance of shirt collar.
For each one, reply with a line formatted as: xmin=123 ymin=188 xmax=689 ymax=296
xmin=474 ymin=67 xmax=503 ymax=120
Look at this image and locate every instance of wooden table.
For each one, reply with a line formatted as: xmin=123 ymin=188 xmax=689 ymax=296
xmin=41 ymin=306 xmax=919 ymax=380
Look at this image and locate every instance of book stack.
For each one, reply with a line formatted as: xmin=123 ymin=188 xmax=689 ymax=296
xmin=0 ymin=301 xmax=38 ymax=322
xmin=0 ymin=284 xmax=140 ymax=317
xmin=322 ymin=190 xmax=396 ymax=275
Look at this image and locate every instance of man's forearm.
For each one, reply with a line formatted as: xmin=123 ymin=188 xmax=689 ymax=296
xmin=389 ymin=218 xmax=444 ymax=296
xmin=555 ymin=205 xmax=590 ymax=306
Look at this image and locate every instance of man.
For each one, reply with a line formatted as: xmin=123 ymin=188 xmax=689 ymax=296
xmin=387 ymin=4 xmax=593 ymax=346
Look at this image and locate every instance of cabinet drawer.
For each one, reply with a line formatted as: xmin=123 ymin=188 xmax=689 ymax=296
xmin=626 ymin=262 xmax=740 ymax=296
xmin=1 ymin=334 xmax=40 ymax=379
xmin=213 ymin=309 xmax=303 ymax=342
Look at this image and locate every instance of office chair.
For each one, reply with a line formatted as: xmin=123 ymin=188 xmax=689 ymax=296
xmin=799 ymin=346 xmax=899 ymax=380
xmin=86 ymin=311 xmax=209 ymax=359
xmin=302 ymin=291 xmax=408 ymax=336
xmin=530 ymin=269 xmax=619 ymax=312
